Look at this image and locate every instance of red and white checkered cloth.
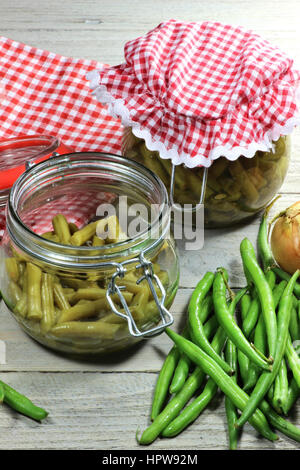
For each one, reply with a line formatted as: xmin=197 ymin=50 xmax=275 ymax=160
xmin=88 ymin=19 xmax=300 ymax=169
xmin=0 ymin=36 xmax=123 ymax=154
xmin=0 ymin=37 xmax=124 ymax=237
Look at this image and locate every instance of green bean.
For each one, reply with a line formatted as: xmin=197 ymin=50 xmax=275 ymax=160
xmin=53 ymin=282 xmax=71 ymax=311
xmin=189 ymin=272 xmax=232 ymax=374
xmin=281 ymin=377 xmax=300 ymax=415
xmin=243 ymin=313 xmax=267 ymax=392
xmin=161 ymin=376 xmax=218 ymax=438
xmin=289 ymin=302 xmax=299 ymax=342
xmin=151 ymin=346 xmax=180 ymax=420
xmin=137 ymin=316 xmax=221 ymax=444
xmin=41 ymin=273 xmax=56 ymax=333
xmin=241 ymin=294 xmax=260 ymax=338
xmin=265 ymin=269 xmax=277 ymax=290
xmin=0 ymin=380 xmax=48 ymax=421
xmin=273 ymin=267 xmax=300 ymax=298
xmin=68 ymin=287 xmax=107 ymax=304
xmin=163 ymin=329 xmax=277 ymax=442
xmin=27 ymin=262 xmax=42 ymax=321
xmin=240 ymin=293 xmax=252 ymax=320
xmin=187 ymin=273 xmax=215 ymax=321
xmin=257 ymin=200 xmax=278 ymax=272
xmin=8 ymin=281 xmax=22 ymax=305
xmin=236 ymin=270 xmax=299 ymax=428
xmin=273 ymin=358 xmax=288 ymax=412
xmin=58 ymin=298 xmax=110 ymax=323
xmin=285 ymin=334 xmax=300 ymax=388
xmin=5 ymin=257 xmax=19 ymax=283
xmin=213 ymin=269 xmax=271 ymax=371
xmin=14 ymin=269 xmax=28 ymax=318
xmin=52 ymin=214 xmax=71 ymax=244
xmin=237 ymin=350 xmax=249 ymax=387
xmin=259 ymin=399 xmax=300 ymax=442
xmin=273 ymin=280 xmax=288 ymax=308
xmin=224 ymin=340 xmax=239 ymax=450
xmin=50 ymin=319 xmax=121 ymax=339
xmin=240 ymin=238 xmax=277 ymax=360
xmin=247 ymin=281 xmax=285 ymax=389
xmin=69 ymin=222 xmax=79 ymax=234
xmin=69 ymin=221 xmax=98 ymax=246
xmin=170 ymin=297 xmax=213 ymax=394
xmin=169 ymin=353 xmax=191 ymax=395
xmin=242 ymin=277 xmax=279 ymax=390
xmin=237 ymin=294 xmax=252 ymax=386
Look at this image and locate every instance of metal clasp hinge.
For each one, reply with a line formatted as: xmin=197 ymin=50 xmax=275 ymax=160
xmin=105 ymin=253 xmax=174 ymax=338
xmin=170 ymin=164 xmax=208 ymax=211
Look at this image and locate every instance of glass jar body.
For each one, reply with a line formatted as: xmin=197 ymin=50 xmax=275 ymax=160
xmin=0 ymin=153 xmax=179 ymax=355
xmin=122 ymin=129 xmax=291 ymax=228
xmin=1 ymin=236 xmax=178 ymax=355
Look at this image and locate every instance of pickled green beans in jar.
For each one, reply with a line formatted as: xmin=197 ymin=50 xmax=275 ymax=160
xmin=0 ymin=153 xmax=179 ymax=355
xmin=122 ymin=129 xmax=291 ymax=228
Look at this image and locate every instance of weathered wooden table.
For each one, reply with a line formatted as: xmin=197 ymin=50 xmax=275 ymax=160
xmin=1 ymin=0 xmax=300 ymax=450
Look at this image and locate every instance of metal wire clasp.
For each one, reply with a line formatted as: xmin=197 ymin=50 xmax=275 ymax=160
xmin=170 ymin=164 xmax=208 ymax=211
xmin=105 ymin=252 xmax=174 ymax=338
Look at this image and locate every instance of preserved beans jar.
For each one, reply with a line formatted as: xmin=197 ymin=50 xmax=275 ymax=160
xmin=0 ymin=153 xmax=178 ymax=354
xmin=122 ymin=129 xmax=291 ymax=228
xmin=87 ymin=20 xmax=300 ymax=230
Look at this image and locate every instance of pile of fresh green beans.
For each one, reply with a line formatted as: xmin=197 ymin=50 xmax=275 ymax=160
xmin=137 ymin=204 xmax=300 ymax=449
xmin=0 ymin=379 xmax=48 ymax=421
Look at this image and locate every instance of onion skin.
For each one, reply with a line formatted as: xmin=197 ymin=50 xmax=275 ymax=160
xmin=271 ymin=201 xmax=300 ymax=275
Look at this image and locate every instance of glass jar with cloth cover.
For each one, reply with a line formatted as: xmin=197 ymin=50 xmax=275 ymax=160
xmin=87 ymin=20 xmax=300 ymax=228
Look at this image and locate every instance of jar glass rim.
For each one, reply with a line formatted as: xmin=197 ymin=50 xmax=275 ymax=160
xmin=6 ymin=152 xmax=170 ymax=269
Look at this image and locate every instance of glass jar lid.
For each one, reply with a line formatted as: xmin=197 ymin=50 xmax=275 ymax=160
xmin=0 ymin=135 xmax=72 ymax=239
xmin=0 ymin=134 xmax=71 ymax=193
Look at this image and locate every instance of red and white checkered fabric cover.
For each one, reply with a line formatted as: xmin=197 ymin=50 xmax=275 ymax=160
xmin=88 ymin=19 xmax=300 ymax=169
xmin=0 ymin=37 xmax=124 ymax=237
xmin=21 ymin=191 xmax=116 ymax=236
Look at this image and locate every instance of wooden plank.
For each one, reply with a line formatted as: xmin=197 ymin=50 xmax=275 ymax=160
xmin=1 ymin=0 xmax=300 ymax=66
xmin=0 ymin=371 xmax=299 ymax=450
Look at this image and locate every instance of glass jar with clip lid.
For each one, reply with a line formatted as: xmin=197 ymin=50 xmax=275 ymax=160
xmin=0 ymin=152 xmax=179 ymax=355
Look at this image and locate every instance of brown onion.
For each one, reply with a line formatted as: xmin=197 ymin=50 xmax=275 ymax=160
xmin=271 ymin=201 xmax=300 ymax=274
